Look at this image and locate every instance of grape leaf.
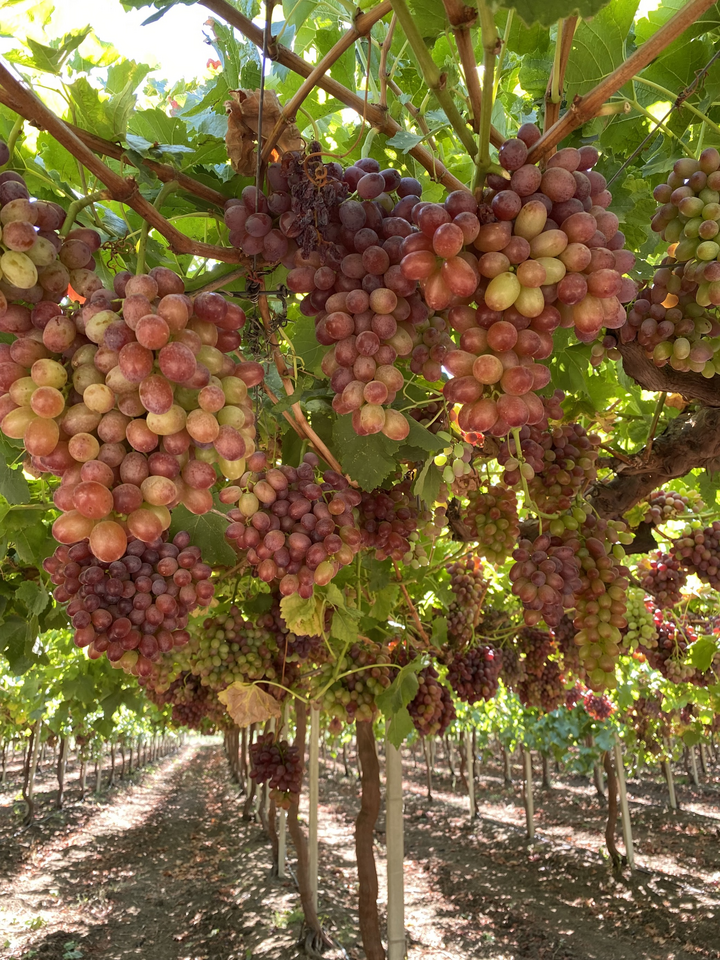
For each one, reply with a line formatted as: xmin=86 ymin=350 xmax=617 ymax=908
xmin=377 ymin=658 xmax=422 ymax=747
xmin=407 ymin=0 xmax=447 ymax=38
xmin=0 ymin=458 xmax=29 ymax=504
xmin=16 ymin=581 xmax=50 ymax=617
xmin=331 ymin=605 xmax=362 ymax=643
xmin=385 ymin=130 xmax=426 ymax=153
xmin=280 ymin=594 xmax=324 ymax=637
xmin=498 ymin=0 xmax=614 ymax=29
xmin=369 ymin=585 xmax=400 ymax=622
xmin=564 ymin=0 xmax=639 ymax=101
xmin=218 ymin=682 xmax=282 ymax=727
xmin=688 ymin=636 xmax=719 ymax=673
xmin=331 ymin=417 xmax=398 ymax=490
xmin=168 ymin=501 xmax=237 ymax=567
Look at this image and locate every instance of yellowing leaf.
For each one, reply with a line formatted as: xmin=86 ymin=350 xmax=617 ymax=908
xmin=218 ymin=682 xmax=282 ymax=727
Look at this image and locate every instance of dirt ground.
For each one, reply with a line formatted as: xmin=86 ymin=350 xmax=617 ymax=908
xmin=1 ymin=738 xmax=720 ymax=960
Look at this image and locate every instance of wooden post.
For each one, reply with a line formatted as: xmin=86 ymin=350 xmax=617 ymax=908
xmin=22 ymin=719 xmax=42 ymax=825
xmin=386 ymin=729 xmax=405 ymax=960
xmin=613 ymin=739 xmax=635 ymax=870
xmin=465 ymin=731 xmax=475 ymax=819
xmin=277 ymin=709 xmax=287 ymax=878
xmin=700 ymin=742 xmax=709 ymax=776
xmin=95 ymin=743 xmax=104 ymax=795
xmin=523 ymin=748 xmax=535 ymax=840
xmin=689 ymin=744 xmax=700 ymax=786
xmin=309 ymin=704 xmax=320 ymax=913
xmin=663 ymin=739 xmax=677 ymax=810
xmin=56 ymin=737 xmax=67 ymax=809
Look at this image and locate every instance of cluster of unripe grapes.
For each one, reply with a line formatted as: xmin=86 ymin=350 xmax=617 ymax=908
xmin=249 ymin=733 xmax=302 ymax=808
xmin=358 ymin=480 xmax=418 ymax=562
xmin=616 ymin=150 xmax=720 ymax=373
xmin=1 ymin=248 xmax=258 ymax=563
xmin=313 ymin=640 xmax=392 ymax=723
xmin=621 ymin=588 xmax=658 ymax=651
xmin=637 ymin=551 xmax=686 ymax=608
xmin=643 ymin=489 xmax=703 ymax=525
xmin=405 ymin=662 xmax=456 ymax=737
xmin=224 ymin=451 xmax=361 ymax=596
xmin=432 ymin=432 xmax=474 ymax=486
xmin=463 ymin=485 xmax=519 ymax=564
xmin=446 ymin=555 xmax=486 ymax=645
xmin=445 ymin=645 xmax=503 ymax=703
xmin=402 ymin=504 xmax=448 ymax=568
xmin=43 ymin=530 xmax=214 ymax=676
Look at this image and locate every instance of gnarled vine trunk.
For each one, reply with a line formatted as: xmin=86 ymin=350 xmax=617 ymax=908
xmin=55 ymin=736 xmax=67 ymax=809
xmin=603 ymin=751 xmax=622 ymax=872
xmin=355 ymin=720 xmax=385 ymax=960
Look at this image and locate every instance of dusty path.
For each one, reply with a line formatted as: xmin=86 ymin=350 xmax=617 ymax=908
xmin=3 ymin=740 xmax=720 ymax=960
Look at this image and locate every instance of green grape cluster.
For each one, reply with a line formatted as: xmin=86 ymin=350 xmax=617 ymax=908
xmin=313 ymin=641 xmax=392 ymax=724
xmin=463 ymin=484 xmax=519 ymax=564
xmin=433 ymin=430 xmax=474 ymax=485
xmin=622 ymin=587 xmax=659 ymax=651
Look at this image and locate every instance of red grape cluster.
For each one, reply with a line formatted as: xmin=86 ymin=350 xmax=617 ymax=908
xmin=0 ymin=148 xmax=101 ymax=306
xmin=643 ymin=489 xmax=703 ymax=525
xmin=43 ymin=530 xmax=214 ymax=676
xmin=517 ymin=625 xmax=555 ymax=676
xmin=499 ymin=645 xmax=527 ymax=687
xmin=670 ymin=521 xmax=720 ymax=588
xmin=638 ymin=551 xmax=686 ymax=608
xmin=462 ymin=485 xmax=519 ymax=564
xmin=565 ymin=682 xmax=584 ymax=708
xmin=510 ymin=532 xmax=582 ymax=627
xmin=436 ymin=125 xmax=635 ymax=437
xmin=553 ymin=613 xmax=585 ymax=680
xmin=409 ymin=400 xmax=447 ymax=435
xmin=406 ymin=663 xmax=456 ymax=737
xmin=357 ymin=480 xmax=418 ymax=562
xmin=446 ymin=555 xmax=486 ymax=645
xmin=249 ymin=733 xmax=303 ymax=808
xmin=224 ymin=450 xmax=361 ymax=596
xmin=583 ymin=690 xmax=614 ymax=720
xmin=1 ymin=250 xmax=260 ymax=564
xmin=145 ymin=671 xmax=226 ymax=730
xmin=517 ymin=660 xmax=565 ymax=713
xmin=445 ymin=645 xmax=503 ymax=703
xmin=640 ymin=616 xmax=696 ymax=683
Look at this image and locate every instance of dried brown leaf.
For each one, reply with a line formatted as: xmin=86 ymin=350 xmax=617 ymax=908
xmin=225 ymin=89 xmax=304 ymax=175
xmin=218 ymin=681 xmax=282 ymax=727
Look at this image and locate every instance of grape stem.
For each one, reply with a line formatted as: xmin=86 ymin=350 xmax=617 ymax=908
xmin=633 ymin=75 xmax=720 ymax=139
xmin=2 ymin=113 xmax=23 ymax=168
xmin=441 ymin=0 xmax=483 ymax=134
xmin=378 ymin=13 xmax=397 ymax=111
xmin=474 ymin=0 xmax=499 ymax=193
xmin=642 ymin=392 xmax=667 ymax=462
xmin=493 ymin=9 xmax=513 ymax=101
xmin=393 ymin=560 xmax=429 ymax=643
xmin=510 ymin=428 xmax=557 ymax=524
xmin=389 ymin=0 xmax=479 ymax=159
xmin=59 ymin=189 xmax=110 ymax=238
xmin=544 ymin=17 xmax=577 ymax=138
xmin=136 ymin=181 xmax=180 ymax=274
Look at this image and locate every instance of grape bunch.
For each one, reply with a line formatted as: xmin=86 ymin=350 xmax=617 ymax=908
xmin=622 ymin=588 xmax=659 ymax=651
xmin=313 ymin=640 xmax=393 ymax=723
xmin=357 ymin=479 xmax=419 ymax=562
xmin=446 ymin=645 xmax=503 ymax=703
xmin=406 ymin=663 xmax=456 ymax=737
xmin=437 ymin=126 xmax=635 ymax=437
xmin=565 ymin=683 xmax=584 ymax=708
xmin=640 ymin=615 xmax=696 ymax=683
xmin=432 ymin=432 xmax=474 ymax=487
xmin=0 ymin=147 xmax=102 ymax=306
xmin=43 ymin=530 xmax=214 ymax=675
xmin=670 ymin=521 xmax=720 ymax=588
xmin=249 ymin=733 xmax=303 ymax=808
xmin=643 ymin=488 xmax=704 ymax=525
xmin=553 ymin=613 xmax=585 ymax=680
xmin=463 ymin=485 xmax=519 ymax=564
xmin=446 ymin=555 xmax=486 ymax=645
xmin=637 ymin=551 xmax=686 ymax=608
xmin=499 ymin=644 xmax=527 ymax=687
xmin=510 ymin=531 xmax=582 ymax=628
xmin=517 ymin=626 xmax=555 ymax=676
xmin=145 ymin=671 xmax=227 ymax=730
xmin=410 ymin=400 xmax=447 ymax=434
xmin=1 ymin=259 xmax=260 ymax=563
xmin=224 ymin=450 xmax=361 ymax=596
xmin=571 ymin=514 xmax=631 ymax=690
xmin=517 ymin=660 xmax=565 ymax=713
xmin=583 ymin=690 xmax=614 ymax=720
xmin=402 ymin=504 xmax=449 ymax=569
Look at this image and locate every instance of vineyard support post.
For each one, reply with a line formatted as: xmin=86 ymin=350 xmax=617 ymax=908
xmin=56 ymin=736 xmax=67 ymax=809
xmin=386 ymin=729 xmax=406 ymax=960
xmin=689 ymin=745 xmax=700 ymax=786
xmin=663 ymin=739 xmax=677 ymax=810
xmin=465 ymin=731 xmax=476 ymax=819
xmin=613 ymin=739 xmax=635 ymax=871
xmin=277 ymin=708 xmax=288 ymax=878
xmin=22 ymin=719 xmax=41 ymax=826
xmin=95 ymin=743 xmax=104 ymax=795
xmin=309 ymin=703 xmax=320 ymax=913
xmin=523 ymin=748 xmax=535 ymax=840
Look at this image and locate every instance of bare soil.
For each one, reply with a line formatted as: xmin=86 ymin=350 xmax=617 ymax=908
xmin=1 ymin=739 xmax=719 ymax=960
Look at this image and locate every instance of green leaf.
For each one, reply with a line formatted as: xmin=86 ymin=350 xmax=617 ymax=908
xmin=0 ymin=615 xmax=32 ymax=675
xmin=331 ymin=417 xmax=398 ymax=490
xmin=499 ymin=0 xmax=614 ymax=28
xmin=377 ymin=658 xmax=423 ymax=747
xmin=385 ymin=130 xmax=425 ymax=153
xmin=16 ymin=581 xmax=50 ymax=617
xmin=413 ymin=458 xmax=442 ymax=506
xmin=407 ymin=0 xmax=447 ymax=38
xmin=564 ymin=0 xmax=640 ymax=100
xmin=104 ymin=60 xmax=153 ymax=138
xmin=0 ymin=459 xmax=29 ymax=504
xmin=430 ymin=617 xmax=448 ymax=651
xmin=688 ymin=636 xmax=719 ymax=673
xmin=290 ymin=313 xmax=327 ymax=376
xmin=331 ymin=605 xmax=362 ymax=643
xmin=369 ymin=585 xmax=400 ymax=622
xmin=386 ymin=708 xmax=415 ymax=748
xmin=272 ymin=374 xmax=313 ymax=415
xmin=167 ymin=500 xmax=237 ymax=567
